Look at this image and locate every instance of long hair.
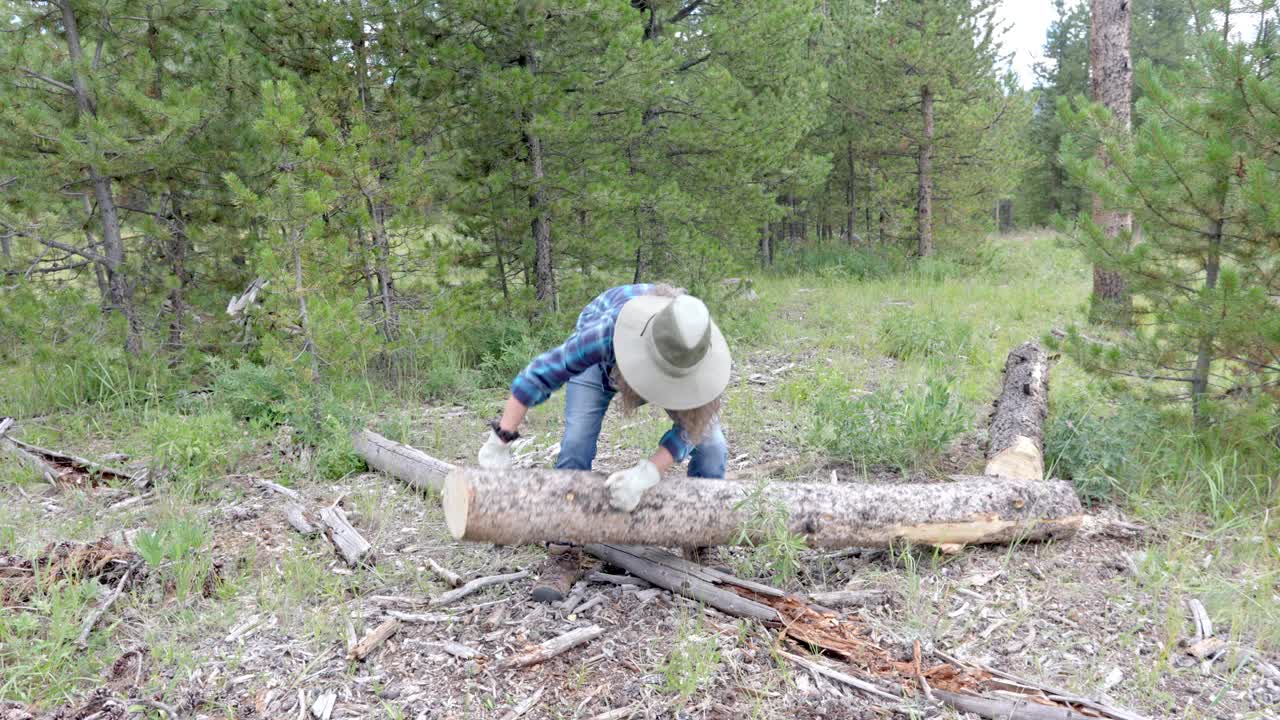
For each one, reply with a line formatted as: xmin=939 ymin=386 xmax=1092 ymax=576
xmin=610 ymin=283 xmax=723 ymax=444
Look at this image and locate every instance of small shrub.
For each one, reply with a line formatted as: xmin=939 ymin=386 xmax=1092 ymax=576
xmin=771 ymin=245 xmax=911 ymax=280
xmin=731 ymin=478 xmax=808 ymax=586
xmin=810 ymin=376 xmax=967 ymax=473
xmin=659 ymin=617 xmax=722 ymax=699
xmin=211 ymin=361 xmax=292 ymax=426
xmin=1043 ymin=399 xmax=1148 ymax=503
xmin=143 ymin=409 xmax=243 ymax=482
xmin=879 ymin=313 xmax=972 ymax=361
xmin=136 ymin=515 xmax=213 ymax=604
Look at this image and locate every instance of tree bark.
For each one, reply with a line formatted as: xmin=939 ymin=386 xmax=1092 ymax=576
xmin=916 ymin=84 xmax=934 ymax=258
xmin=164 ymin=192 xmax=190 ymax=355
xmin=985 ymin=342 xmax=1050 ymax=481
xmin=59 ymin=0 xmax=141 ymax=355
xmin=368 ymin=198 xmax=399 ymax=342
xmin=520 ymin=43 xmax=555 ymax=316
xmin=443 ymin=469 xmax=1082 ymax=549
xmin=1088 ymin=0 xmax=1133 ymax=325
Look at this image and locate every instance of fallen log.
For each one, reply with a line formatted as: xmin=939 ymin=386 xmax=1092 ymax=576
xmin=1 ymin=419 xmax=146 ymax=488
xmin=445 ymin=469 xmax=1082 ymax=549
xmin=353 ymin=429 xmax=455 ymax=494
xmin=985 ymin=342 xmax=1050 ymax=481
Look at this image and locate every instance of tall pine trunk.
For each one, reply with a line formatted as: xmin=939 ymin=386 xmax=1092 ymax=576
xmin=1191 ymin=218 xmax=1222 ymax=423
xmin=845 ymin=141 xmax=857 ymax=244
xmin=164 ymin=192 xmax=190 ymax=355
xmin=59 ymin=0 xmax=142 ymax=355
xmin=368 ymin=198 xmax=399 ymax=342
xmin=916 ymin=84 xmax=934 ymax=257
xmin=520 ymin=42 xmax=555 ymax=316
xmin=1088 ymin=0 xmax=1133 ymax=325
xmin=289 ymin=227 xmax=320 ymax=381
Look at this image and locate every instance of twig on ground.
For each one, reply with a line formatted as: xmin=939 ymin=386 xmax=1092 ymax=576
xmin=499 ymin=687 xmax=544 ymax=720
xmin=778 ymin=650 xmax=904 ymax=704
xmin=572 ymin=594 xmax=606 ymax=616
xmin=253 ymin=477 xmax=300 ymax=500
xmin=500 ymin=625 xmax=604 ymax=669
xmin=426 ymin=558 xmax=463 ymax=587
xmin=385 ymin=610 xmax=454 ymax=623
xmin=431 ymin=570 xmax=529 ymax=607
xmin=586 ymin=707 xmax=636 ymax=720
xmin=913 ymin=640 xmax=935 ymax=703
xmin=76 ymin=562 xmax=137 ymax=646
xmin=586 ymin=571 xmax=652 ymax=589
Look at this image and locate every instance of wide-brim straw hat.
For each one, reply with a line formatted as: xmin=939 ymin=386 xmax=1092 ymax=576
xmin=613 ymin=294 xmax=731 ymax=411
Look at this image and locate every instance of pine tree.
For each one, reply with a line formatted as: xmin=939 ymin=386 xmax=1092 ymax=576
xmin=1059 ymin=27 xmax=1280 ymax=419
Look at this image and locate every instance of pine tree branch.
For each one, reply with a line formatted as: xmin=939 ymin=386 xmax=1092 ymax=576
xmin=677 ymin=53 xmax=712 ymax=72
xmin=668 ymin=0 xmax=706 ymax=25
xmin=19 ymin=67 xmax=76 ymax=95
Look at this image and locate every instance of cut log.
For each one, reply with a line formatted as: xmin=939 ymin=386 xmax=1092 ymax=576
xmin=445 ymin=469 xmax=1082 ymax=549
xmin=318 ymin=506 xmax=372 ymax=566
xmin=985 ymin=342 xmax=1050 ymax=481
xmin=353 ymin=429 xmax=455 ymax=494
xmin=500 ymin=625 xmax=604 ymax=669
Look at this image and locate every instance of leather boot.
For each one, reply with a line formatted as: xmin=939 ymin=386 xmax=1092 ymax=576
xmin=531 ymin=544 xmax=583 ymax=603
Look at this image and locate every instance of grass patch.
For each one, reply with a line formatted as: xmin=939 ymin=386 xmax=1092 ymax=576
xmin=659 ymin=615 xmax=722 ymax=699
xmin=878 ymin=311 xmax=973 ymax=361
xmin=809 ymin=374 xmax=967 ymax=474
xmin=731 ymin=478 xmax=809 ymax=586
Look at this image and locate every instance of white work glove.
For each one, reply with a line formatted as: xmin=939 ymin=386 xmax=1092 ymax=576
xmin=605 ymin=460 xmax=660 ymax=512
xmin=477 ymin=431 xmax=513 ymax=469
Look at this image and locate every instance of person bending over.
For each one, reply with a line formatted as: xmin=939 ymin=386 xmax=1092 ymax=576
xmin=477 ymin=283 xmax=731 ymax=602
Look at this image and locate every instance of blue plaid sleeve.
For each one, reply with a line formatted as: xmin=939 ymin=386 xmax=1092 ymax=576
xmin=659 ymin=424 xmax=695 ymax=463
xmin=511 ymin=321 xmax=614 ymax=407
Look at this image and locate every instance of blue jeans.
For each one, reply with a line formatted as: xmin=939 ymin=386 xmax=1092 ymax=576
xmin=554 ymin=364 xmax=727 ymax=478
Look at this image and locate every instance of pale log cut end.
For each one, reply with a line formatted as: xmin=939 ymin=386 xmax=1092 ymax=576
xmin=983 ymin=435 xmax=1044 ymax=481
xmin=443 ymin=470 xmax=473 ymax=540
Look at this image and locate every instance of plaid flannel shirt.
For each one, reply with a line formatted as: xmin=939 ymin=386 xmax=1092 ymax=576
xmin=510 ymin=284 xmax=696 ymax=461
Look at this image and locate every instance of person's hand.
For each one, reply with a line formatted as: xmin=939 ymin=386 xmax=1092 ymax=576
xmin=605 ymin=460 xmax=660 ymax=512
xmin=478 ymin=431 xmax=513 ymax=469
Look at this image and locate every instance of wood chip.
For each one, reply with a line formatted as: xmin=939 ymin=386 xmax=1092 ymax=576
xmin=431 ymin=570 xmax=529 ymax=607
xmin=501 ymin=625 xmax=604 ymax=669
xmin=309 ymin=691 xmax=336 ymax=720
xmin=348 ymin=619 xmax=400 ymax=661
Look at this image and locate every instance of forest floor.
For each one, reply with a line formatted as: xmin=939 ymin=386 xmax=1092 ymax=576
xmin=1 ymin=232 xmax=1278 ymax=720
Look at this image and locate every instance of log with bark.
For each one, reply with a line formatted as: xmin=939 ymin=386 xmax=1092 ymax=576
xmin=445 ymin=469 xmax=1082 ymax=549
xmin=353 ymin=429 xmax=455 ymax=494
xmin=985 ymin=342 xmax=1051 ymax=481
xmin=318 ymin=505 xmax=372 ymax=566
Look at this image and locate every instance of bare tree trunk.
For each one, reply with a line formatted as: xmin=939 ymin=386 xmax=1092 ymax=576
xmin=1088 ymin=0 xmax=1133 ymax=325
xmin=525 ymin=126 xmax=555 ymax=314
xmin=164 ymin=193 xmax=190 ymax=355
xmin=916 ymin=84 xmax=934 ymax=258
xmin=1191 ymin=218 xmax=1222 ymax=423
xmin=845 ymin=140 xmax=857 ymax=244
xmin=59 ymin=0 xmax=142 ymax=355
xmin=369 ymin=199 xmax=398 ymax=342
xmin=759 ymin=223 xmax=772 ymax=267
xmin=290 ymin=228 xmax=320 ymax=381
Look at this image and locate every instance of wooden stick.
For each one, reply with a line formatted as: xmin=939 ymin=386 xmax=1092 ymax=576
xmin=348 ymin=619 xmax=400 ymax=661
xmin=807 ymin=589 xmax=890 ymax=609
xmin=777 ymin=650 xmax=904 ymax=704
xmin=499 ymin=687 xmax=545 ymax=720
xmin=318 ymin=506 xmax=372 ymax=566
xmin=586 ymin=708 xmax=635 ymax=720
xmin=584 ymin=544 xmax=779 ymax=622
xmin=430 ymin=570 xmax=529 ymax=607
xmin=385 ymin=610 xmax=454 ymax=624
xmin=933 ymin=689 xmax=1092 ymax=719
xmin=1187 ymin=598 xmax=1213 ymax=639
xmin=501 ymin=625 xmax=604 ymax=669
xmin=439 ymin=640 xmax=480 ymax=659
xmin=426 ymin=558 xmax=463 ymax=588
xmin=254 ymin=477 xmax=301 ymax=500
xmin=586 ymin=571 xmax=652 ymax=589
xmin=76 ymin=562 xmax=136 ymax=646
xmin=4 ymin=434 xmax=139 ymax=484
